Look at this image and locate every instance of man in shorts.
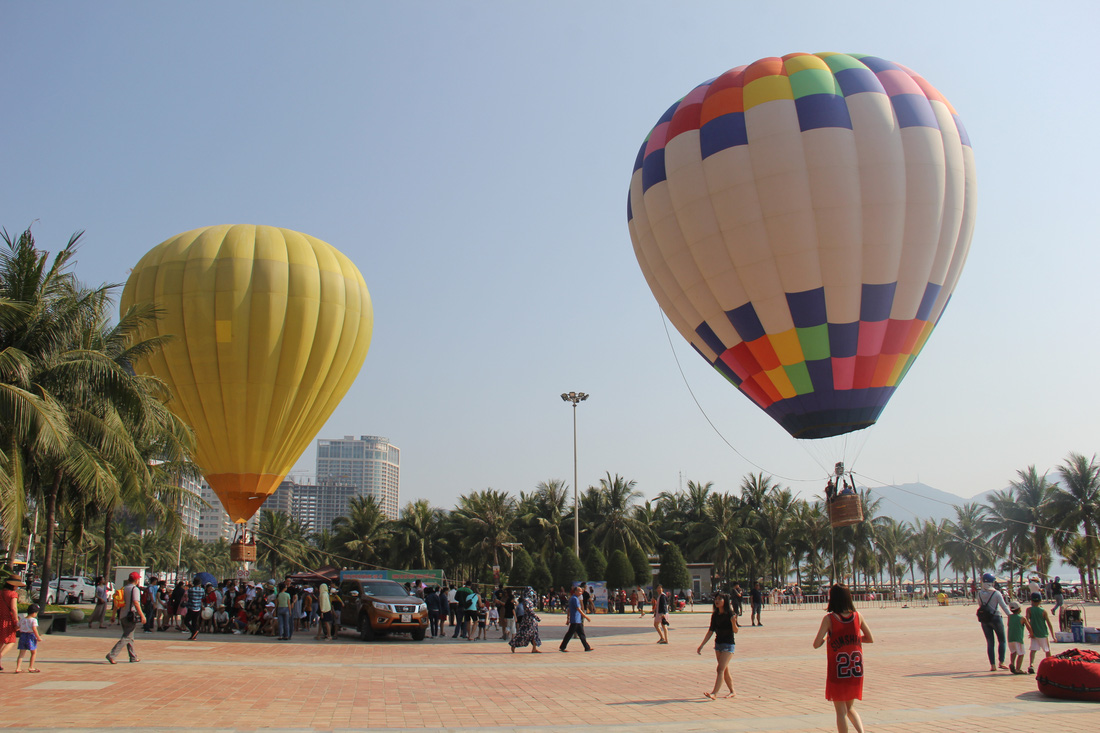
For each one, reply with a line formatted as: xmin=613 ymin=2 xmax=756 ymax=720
xmin=652 ymin=584 xmax=670 ymax=644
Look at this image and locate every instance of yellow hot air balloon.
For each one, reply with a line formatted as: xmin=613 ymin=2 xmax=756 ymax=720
xmin=121 ymin=225 xmax=373 ymax=523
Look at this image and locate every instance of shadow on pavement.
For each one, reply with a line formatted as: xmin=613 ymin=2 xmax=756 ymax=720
xmin=606 ymin=697 xmax=713 ymax=706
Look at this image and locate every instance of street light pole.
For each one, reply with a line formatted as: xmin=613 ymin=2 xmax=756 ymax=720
xmin=560 ymin=391 xmax=588 ymax=559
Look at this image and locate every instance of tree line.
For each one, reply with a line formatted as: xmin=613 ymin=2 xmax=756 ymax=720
xmin=2 ymin=228 xmax=1097 ymax=603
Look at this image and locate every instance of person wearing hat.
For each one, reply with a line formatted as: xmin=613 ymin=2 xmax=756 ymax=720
xmin=1 ymin=575 xmax=26 ymax=671
xmin=976 ymin=572 xmax=1011 ymax=672
xmin=1006 ymin=601 xmax=1026 ymax=674
xmin=106 ymin=572 xmax=145 ymax=664
xmin=1025 ymin=592 xmax=1056 ymax=674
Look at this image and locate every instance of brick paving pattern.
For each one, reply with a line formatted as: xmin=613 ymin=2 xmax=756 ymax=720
xmin=2 ymin=601 xmax=1097 ymax=731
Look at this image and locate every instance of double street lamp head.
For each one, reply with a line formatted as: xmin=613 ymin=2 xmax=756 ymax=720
xmin=561 ymin=391 xmax=589 ymax=405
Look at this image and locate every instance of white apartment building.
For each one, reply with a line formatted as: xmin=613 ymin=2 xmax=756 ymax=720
xmin=315 ymin=435 xmax=400 ymax=520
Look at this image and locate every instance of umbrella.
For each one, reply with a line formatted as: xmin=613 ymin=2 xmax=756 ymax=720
xmin=193 ymin=572 xmax=217 ymax=587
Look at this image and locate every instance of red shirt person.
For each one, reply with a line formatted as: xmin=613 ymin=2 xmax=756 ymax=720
xmin=813 ymin=584 xmax=874 ymax=733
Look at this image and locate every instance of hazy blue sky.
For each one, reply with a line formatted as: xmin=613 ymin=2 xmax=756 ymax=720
xmin=3 ymin=2 xmax=1097 ymax=516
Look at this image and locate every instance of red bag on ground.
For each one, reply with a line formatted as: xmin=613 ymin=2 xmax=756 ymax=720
xmin=1036 ymin=648 xmax=1100 ymax=702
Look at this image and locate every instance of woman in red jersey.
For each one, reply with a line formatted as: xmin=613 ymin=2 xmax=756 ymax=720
xmin=812 ymin=584 xmax=874 ymax=733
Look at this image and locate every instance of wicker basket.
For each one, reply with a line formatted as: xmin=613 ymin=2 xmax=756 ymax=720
xmin=230 ymin=541 xmax=257 ymax=563
xmin=828 ymin=494 xmax=864 ymax=528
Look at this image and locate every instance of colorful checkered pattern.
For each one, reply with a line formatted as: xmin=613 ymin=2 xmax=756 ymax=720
xmin=627 ymin=53 xmax=976 ymax=439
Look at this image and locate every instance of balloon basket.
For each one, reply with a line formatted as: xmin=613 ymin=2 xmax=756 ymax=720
xmin=828 ymin=494 xmax=863 ymax=528
xmin=230 ymin=541 xmax=257 ymax=563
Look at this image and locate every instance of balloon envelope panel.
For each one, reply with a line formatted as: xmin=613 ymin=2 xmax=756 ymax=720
xmin=121 ymin=225 xmax=373 ymax=521
xmin=628 ymin=53 xmax=976 ymax=439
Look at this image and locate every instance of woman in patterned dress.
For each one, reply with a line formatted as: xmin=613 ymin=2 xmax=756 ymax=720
xmin=508 ymin=588 xmax=542 ymax=653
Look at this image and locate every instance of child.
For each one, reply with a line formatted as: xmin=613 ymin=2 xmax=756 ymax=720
xmin=476 ymin=601 xmax=488 ymax=640
xmin=487 ymin=604 xmax=499 ymax=630
xmin=813 ymin=585 xmax=874 ymax=733
xmin=1006 ymin=601 xmax=1026 ymax=674
xmin=14 ymin=603 xmax=43 ymax=673
xmin=1024 ymin=592 xmax=1055 ymax=674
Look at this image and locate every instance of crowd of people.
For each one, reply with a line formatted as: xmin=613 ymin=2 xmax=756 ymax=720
xmin=100 ymin=572 xmax=343 ymax=663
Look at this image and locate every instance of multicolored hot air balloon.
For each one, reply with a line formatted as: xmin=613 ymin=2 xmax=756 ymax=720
xmin=121 ymin=225 xmax=373 ymax=523
xmin=628 ymin=53 xmax=976 ymax=439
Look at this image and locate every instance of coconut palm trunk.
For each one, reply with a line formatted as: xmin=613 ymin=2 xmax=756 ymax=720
xmin=36 ymin=468 xmax=62 ymax=604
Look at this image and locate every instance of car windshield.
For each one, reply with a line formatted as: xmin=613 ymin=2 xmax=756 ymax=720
xmin=361 ymin=581 xmax=410 ymax=597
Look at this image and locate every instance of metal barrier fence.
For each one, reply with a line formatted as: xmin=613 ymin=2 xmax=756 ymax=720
xmin=767 ymin=592 xmax=975 ymax=611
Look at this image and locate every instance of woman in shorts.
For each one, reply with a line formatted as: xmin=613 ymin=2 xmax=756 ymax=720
xmin=696 ymin=592 xmax=738 ymax=699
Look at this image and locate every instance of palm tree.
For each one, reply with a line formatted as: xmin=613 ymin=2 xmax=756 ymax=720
xmin=1010 ymin=466 xmax=1058 ymax=579
xmin=755 ymin=487 xmax=795 ymax=586
xmin=514 ymin=479 xmax=569 ymax=562
xmin=942 ymin=503 xmax=993 ymax=589
xmin=1052 ymin=453 xmax=1100 ymax=600
xmin=737 ymin=473 xmax=783 ymax=582
xmin=984 ymin=488 xmax=1031 ymax=588
xmin=333 ymin=495 xmax=392 ymax=566
xmin=790 ymin=501 xmax=830 ymax=591
xmin=389 ymin=499 xmax=444 ymax=569
xmin=874 ymin=517 xmax=911 ymax=591
xmin=589 ymin=472 xmax=651 ymax=556
xmin=255 ymin=509 xmax=316 ymax=578
xmin=2 ymin=227 xmax=199 ymax=603
xmin=452 ymin=489 xmax=516 ymax=576
xmin=688 ymin=491 xmax=759 ymax=588
xmin=908 ymin=519 xmax=942 ymax=595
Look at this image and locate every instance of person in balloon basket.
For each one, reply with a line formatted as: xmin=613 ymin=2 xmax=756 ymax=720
xmin=106 ymin=572 xmax=145 ymax=664
xmin=813 ymin=584 xmax=874 ymax=733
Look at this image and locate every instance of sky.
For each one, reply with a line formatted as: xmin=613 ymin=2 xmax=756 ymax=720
xmin=3 ymin=1 xmax=1097 ymax=517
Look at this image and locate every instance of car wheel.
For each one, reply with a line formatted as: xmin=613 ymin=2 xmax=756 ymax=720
xmin=411 ymin=628 xmax=426 ymax=641
xmin=359 ymin=617 xmax=375 ymax=642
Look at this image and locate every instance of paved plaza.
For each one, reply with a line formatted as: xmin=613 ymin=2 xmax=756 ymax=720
xmin=3 ymin=601 xmax=1097 ymax=732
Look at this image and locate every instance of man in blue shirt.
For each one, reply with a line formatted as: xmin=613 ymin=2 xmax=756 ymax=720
xmin=559 ymin=585 xmax=593 ymax=652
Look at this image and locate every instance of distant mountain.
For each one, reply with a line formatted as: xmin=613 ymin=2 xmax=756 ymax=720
xmin=854 ymin=481 xmax=1077 ymax=580
xmin=858 ymin=481 xmax=972 ymax=524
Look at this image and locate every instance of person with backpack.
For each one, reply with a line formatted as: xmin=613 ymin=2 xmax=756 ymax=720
xmin=463 ymin=586 xmax=481 ymax=641
xmin=975 ymin=573 xmax=1012 ymax=672
xmin=141 ymin=577 xmax=158 ymax=632
xmin=106 ymin=572 xmax=145 ymax=664
xmin=452 ymin=583 xmax=470 ymax=639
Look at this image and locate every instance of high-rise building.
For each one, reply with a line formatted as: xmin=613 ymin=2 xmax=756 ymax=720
xmin=291 ymin=479 xmax=359 ymax=534
xmin=315 ymin=435 xmax=400 ymax=519
xmin=172 ymin=470 xmax=204 ymax=539
xmin=196 ymin=481 xmax=233 ymax=543
xmin=267 ymin=479 xmax=295 ymax=516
